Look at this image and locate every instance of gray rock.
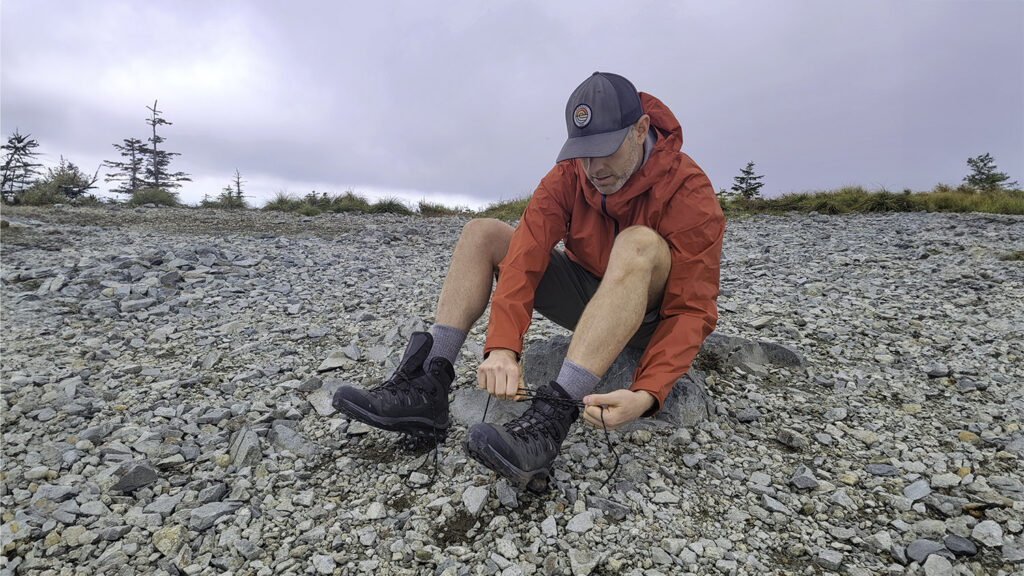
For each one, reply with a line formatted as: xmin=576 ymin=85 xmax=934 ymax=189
xmin=864 ymin=463 xmax=899 ymax=477
xmin=735 ymin=407 xmax=761 ymax=423
xmin=495 ymin=480 xmax=518 ymax=508
xmin=120 ymin=298 xmax=155 ymax=313
xmin=1003 ymin=540 xmax=1024 ymax=563
xmin=906 ymin=539 xmax=951 ymax=563
xmin=197 ymin=407 xmax=231 ymax=425
xmin=189 ymin=501 xmax=242 ymax=531
xmin=923 ymin=554 xmax=953 ymax=576
xmin=568 ymin=548 xmax=599 ymax=576
xmin=776 ymin=428 xmax=809 ymax=449
xmin=198 ymin=483 xmax=227 ymax=504
xmin=586 ymin=495 xmax=630 ymax=521
xmin=904 ymin=479 xmax=932 ymax=501
xmin=144 ymin=493 xmax=185 ymax=517
xmin=924 ymin=362 xmax=950 ymax=378
xmin=789 ymin=465 xmax=819 ymax=490
xmin=229 ymin=427 xmax=261 ymax=467
xmin=943 ymin=534 xmax=977 ymax=556
xmin=814 ymin=549 xmax=843 ymax=571
xmin=463 ymin=485 xmax=488 ymax=517
xmin=269 ymin=424 xmax=318 ymax=457
xmin=566 ymin=511 xmax=595 ymax=533
xmin=311 ymin=554 xmax=336 ymax=575
xmin=30 ymin=484 xmax=78 ymax=504
xmin=308 ymin=380 xmax=345 ymax=416
xmin=111 ymin=461 xmax=158 ymax=492
xmin=541 ymin=516 xmax=557 ymax=538
xmin=971 ymin=520 xmax=1003 ymax=547
xmin=762 ymin=494 xmax=793 ymax=515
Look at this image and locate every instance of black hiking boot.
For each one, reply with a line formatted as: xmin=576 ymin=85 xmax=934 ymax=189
xmin=462 ymin=381 xmax=579 ymax=492
xmin=332 ymin=332 xmax=454 ymax=442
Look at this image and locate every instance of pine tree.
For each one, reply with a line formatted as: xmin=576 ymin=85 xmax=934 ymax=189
xmin=216 ymin=168 xmax=246 ymax=208
xmin=103 ymin=137 xmax=147 ymax=196
xmin=964 ymin=153 xmax=1018 ymax=191
xmin=1 ymin=130 xmax=43 ymax=203
xmin=730 ymin=161 xmax=765 ymax=200
xmin=143 ymin=100 xmax=191 ymax=191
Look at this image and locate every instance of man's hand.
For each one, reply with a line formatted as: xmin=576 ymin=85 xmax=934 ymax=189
xmin=477 ymin=349 xmax=523 ymax=401
xmin=582 ymin=390 xmax=656 ymax=430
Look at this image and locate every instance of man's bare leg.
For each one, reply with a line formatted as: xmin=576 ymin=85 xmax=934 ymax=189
xmin=567 ymin=226 xmax=671 ymax=374
xmin=565 ymin=226 xmax=671 ymax=429
xmin=433 ymin=218 xmax=514 ymax=332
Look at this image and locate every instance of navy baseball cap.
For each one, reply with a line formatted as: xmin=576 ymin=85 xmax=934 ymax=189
xmin=556 ymin=72 xmax=643 ymax=162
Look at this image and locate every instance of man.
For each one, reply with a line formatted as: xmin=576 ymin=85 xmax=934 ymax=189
xmin=334 ymin=72 xmax=724 ymax=492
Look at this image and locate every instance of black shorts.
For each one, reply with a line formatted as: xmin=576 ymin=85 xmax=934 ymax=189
xmin=529 ymin=249 xmax=661 ymax=350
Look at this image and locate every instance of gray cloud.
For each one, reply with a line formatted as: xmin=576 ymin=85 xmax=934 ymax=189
xmin=2 ymin=0 xmax=1021 ymax=207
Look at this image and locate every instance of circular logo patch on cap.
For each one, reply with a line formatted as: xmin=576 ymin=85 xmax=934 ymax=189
xmin=573 ymin=104 xmax=592 ymax=128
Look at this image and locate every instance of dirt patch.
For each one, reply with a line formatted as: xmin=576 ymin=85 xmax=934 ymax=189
xmin=433 ymin=510 xmax=478 ymax=547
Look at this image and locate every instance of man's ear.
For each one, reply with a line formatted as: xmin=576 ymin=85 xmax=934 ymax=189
xmin=635 ymin=114 xmax=651 ymax=138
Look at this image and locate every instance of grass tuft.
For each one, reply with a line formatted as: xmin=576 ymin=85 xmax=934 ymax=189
xmin=478 ymin=196 xmax=531 ymax=221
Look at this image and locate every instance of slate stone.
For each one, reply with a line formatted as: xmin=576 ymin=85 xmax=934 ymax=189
xmin=904 ymin=479 xmax=932 ymax=501
xmin=789 ymin=465 xmax=819 ymax=490
xmin=586 ymin=495 xmax=631 ymax=521
xmin=229 ymin=427 xmax=261 ymax=467
xmin=111 ymin=461 xmax=158 ymax=492
xmin=735 ymin=407 xmax=761 ymax=423
xmin=495 ymin=480 xmax=518 ymax=509
xmin=922 ymin=555 xmax=954 ymax=576
xmin=190 ymin=501 xmax=242 ymax=531
xmin=864 ymin=463 xmax=898 ymax=477
xmin=814 ymin=549 xmax=843 ymax=571
xmin=30 ymin=484 xmax=79 ymax=504
xmin=906 ymin=539 xmax=952 ymax=563
xmin=463 ymin=486 xmax=488 ymax=517
xmin=943 ymin=534 xmax=977 ymax=556
xmin=971 ymin=520 xmax=1003 ymax=547
xmin=777 ymin=428 xmax=809 ymax=449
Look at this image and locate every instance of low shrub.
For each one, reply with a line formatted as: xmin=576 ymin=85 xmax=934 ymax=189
xmin=15 ymin=185 xmax=68 ymax=206
xmin=129 ymin=188 xmax=179 ymax=207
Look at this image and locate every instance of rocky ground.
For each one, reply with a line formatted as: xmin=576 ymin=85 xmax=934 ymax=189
xmin=1 ymin=205 xmax=1022 ymax=576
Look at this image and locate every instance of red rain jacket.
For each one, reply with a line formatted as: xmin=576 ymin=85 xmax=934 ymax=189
xmin=484 ymin=93 xmax=724 ymax=413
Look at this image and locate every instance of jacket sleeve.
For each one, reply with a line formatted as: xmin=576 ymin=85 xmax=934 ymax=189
xmin=629 ymin=175 xmax=724 ymax=414
xmin=484 ymin=164 xmax=575 ymax=358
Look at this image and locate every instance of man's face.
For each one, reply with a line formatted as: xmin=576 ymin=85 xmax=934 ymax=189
xmin=581 ymin=116 xmax=649 ymax=195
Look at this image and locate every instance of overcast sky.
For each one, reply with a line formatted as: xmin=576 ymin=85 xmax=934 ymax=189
xmin=2 ymin=0 xmax=1022 ymax=208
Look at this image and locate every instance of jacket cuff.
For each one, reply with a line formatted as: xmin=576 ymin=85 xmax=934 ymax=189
xmin=629 ymin=384 xmax=665 ymax=417
xmin=483 ymin=336 xmax=523 ymax=362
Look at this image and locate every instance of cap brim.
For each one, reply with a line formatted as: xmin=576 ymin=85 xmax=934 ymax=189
xmin=555 ymin=125 xmax=632 ymax=163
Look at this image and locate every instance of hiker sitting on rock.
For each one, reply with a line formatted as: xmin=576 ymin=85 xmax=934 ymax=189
xmin=334 ymin=72 xmax=724 ymax=491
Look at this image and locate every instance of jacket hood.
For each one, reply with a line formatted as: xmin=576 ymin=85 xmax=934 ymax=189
xmin=571 ymin=92 xmax=685 ymax=208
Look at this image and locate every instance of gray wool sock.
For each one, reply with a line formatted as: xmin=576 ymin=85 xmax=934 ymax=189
xmin=555 ymin=358 xmax=601 ymax=400
xmin=426 ymin=323 xmax=466 ymax=366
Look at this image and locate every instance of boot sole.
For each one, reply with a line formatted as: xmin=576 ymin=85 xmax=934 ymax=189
xmin=334 ymin=397 xmax=449 ymax=442
xmin=462 ymin=435 xmax=551 ymax=493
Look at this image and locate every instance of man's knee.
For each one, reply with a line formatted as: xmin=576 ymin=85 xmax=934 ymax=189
xmin=609 ymin=226 xmax=669 ymax=271
xmin=458 ymin=218 xmax=514 ymax=260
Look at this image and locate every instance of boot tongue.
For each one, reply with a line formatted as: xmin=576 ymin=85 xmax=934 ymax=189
xmin=399 ymin=332 xmax=432 ymax=372
xmin=536 ymin=382 xmax=580 ymax=420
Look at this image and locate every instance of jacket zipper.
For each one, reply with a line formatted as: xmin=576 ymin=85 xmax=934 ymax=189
xmin=601 ymin=195 xmax=620 ymax=237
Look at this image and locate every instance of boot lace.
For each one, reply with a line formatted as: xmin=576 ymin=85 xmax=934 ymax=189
xmin=402 ymin=383 xmax=621 ymax=493
xmin=482 ymin=387 xmax=620 ymax=492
